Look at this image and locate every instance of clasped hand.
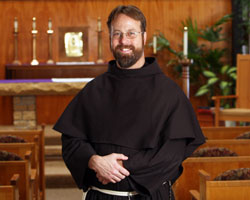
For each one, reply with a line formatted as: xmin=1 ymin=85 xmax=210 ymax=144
xmin=88 ymin=153 xmax=130 ymax=185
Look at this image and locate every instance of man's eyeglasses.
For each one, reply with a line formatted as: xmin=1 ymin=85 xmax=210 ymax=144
xmin=111 ymin=31 xmax=143 ymax=39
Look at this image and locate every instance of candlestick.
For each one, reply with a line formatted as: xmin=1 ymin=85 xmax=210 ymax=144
xmin=48 ymin=18 xmax=52 ymax=30
xmin=32 ymin=17 xmax=36 ymax=30
xmin=13 ymin=17 xmax=21 ymax=65
xmin=183 ymin=26 xmax=188 ymax=58
xmin=96 ymin=17 xmax=104 ymax=63
xmin=97 ymin=17 xmax=102 ymax=32
xmin=183 ymin=27 xmax=188 ymax=57
xmin=14 ymin=17 xmax=18 ymax=33
xmin=31 ymin=17 xmax=39 ymax=65
xmin=153 ymin=33 xmax=157 ymax=54
xmin=180 ymin=58 xmax=191 ymax=98
xmin=47 ymin=18 xmax=54 ymax=64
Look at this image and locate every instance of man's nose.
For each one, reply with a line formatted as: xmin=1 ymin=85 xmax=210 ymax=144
xmin=119 ymin=34 xmax=130 ymax=45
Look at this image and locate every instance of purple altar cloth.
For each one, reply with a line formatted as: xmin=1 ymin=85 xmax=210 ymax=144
xmin=0 ymin=79 xmax=52 ymax=84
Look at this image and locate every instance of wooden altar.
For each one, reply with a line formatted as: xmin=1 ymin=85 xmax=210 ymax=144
xmin=5 ymin=62 xmax=108 ymax=79
xmin=0 ymin=79 xmax=89 ymax=129
xmin=3 ymin=63 xmax=108 ymax=127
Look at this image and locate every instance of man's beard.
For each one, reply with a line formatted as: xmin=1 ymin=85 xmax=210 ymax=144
xmin=111 ymin=43 xmax=144 ymax=69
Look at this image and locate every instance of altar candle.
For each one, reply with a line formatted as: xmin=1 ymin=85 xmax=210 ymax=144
xmin=97 ymin=17 xmax=102 ymax=31
xmin=14 ymin=17 xmax=18 ymax=33
xmin=32 ymin=17 xmax=36 ymax=30
xmin=153 ymin=34 xmax=157 ymax=54
xmin=48 ymin=18 xmax=52 ymax=30
xmin=183 ymin=26 xmax=188 ymax=57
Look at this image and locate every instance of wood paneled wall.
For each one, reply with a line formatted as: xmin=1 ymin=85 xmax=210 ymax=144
xmin=0 ymin=0 xmax=232 ymax=125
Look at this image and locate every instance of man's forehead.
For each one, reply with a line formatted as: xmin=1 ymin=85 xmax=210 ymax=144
xmin=111 ymin=14 xmax=141 ymax=30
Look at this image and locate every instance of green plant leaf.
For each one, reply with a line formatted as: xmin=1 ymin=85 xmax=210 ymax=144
xmin=203 ymin=70 xmax=216 ymax=78
xmin=199 ymin=14 xmax=231 ymax=43
xmin=221 ymin=65 xmax=229 ymax=74
xmin=207 ymin=77 xmax=219 ymax=85
xmin=199 ymin=85 xmax=209 ymax=90
xmin=227 ymin=67 xmax=237 ymax=74
xmin=195 ymin=88 xmax=210 ymax=96
xmin=220 ymin=81 xmax=228 ymax=90
xmin=154 ymin=32 xmax=179 ymax=56
xmin=229 ymin=73 xmax=237 ymax=80
xmin=214 ymin=14 xmax=232 ymax=27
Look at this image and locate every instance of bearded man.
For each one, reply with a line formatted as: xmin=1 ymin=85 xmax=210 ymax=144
xmin=53 ymin=5 xmax=205 ymax=200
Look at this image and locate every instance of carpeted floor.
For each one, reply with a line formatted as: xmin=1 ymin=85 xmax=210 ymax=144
xmin=46 ymin=188 xmax=83 ymax=200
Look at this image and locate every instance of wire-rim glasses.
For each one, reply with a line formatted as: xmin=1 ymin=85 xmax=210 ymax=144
xmin=111 ymin=31 xmax=143 ymax=39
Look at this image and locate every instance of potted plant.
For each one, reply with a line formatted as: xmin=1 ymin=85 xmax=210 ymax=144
xmin=149 ymin=14 xmax=234 ymax=106
xmin=149 ymin=14 xmax=235 ymax=126
xmin=196 ymin=64 xmax=237 ymax=107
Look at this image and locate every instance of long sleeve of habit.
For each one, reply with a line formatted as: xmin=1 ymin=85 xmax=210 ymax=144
xmin=54 ymin=91 xmax=96 ymax=190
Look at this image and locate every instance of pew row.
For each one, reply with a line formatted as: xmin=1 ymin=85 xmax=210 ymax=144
xmin=0 ymin=143 xmax=38 ymax=171
xmin=0 ymin=174 xmax=20 ymax=200
xmin=0 ymin=143 xmax=40 ymax=199
xmin=190 ymin=169 xmax=250 ymax=200
xmin=201 ymin=126 xmax=250 ymax=139
xmin=173 ymin=156 xmax=250 ymax=200
xmin=197 ymin=139 xmax=250 ymax=156
xmin=0 ymin=128 xmax=45 ymax=200
xmin=0 ymin=153 xmax=38 ymax=200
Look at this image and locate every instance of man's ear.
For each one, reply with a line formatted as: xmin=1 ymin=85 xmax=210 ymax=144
xmin=143 ymin=32 xmax=147 ymax=45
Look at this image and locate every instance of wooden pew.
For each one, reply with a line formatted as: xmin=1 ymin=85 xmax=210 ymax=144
xmin=197 ymin=139 xmax=250 ymax=156
xmin=0 ymin=143 xmax=38 ymax=171
xmin=201 ymin=126 xmax=250 ymax=139
xmin=190 ymin=169 xmax=250 ymax=200
xmin=0 ymin=174 xmax=20 ymax=200
xmin=173 ymin=156 xmax=250 ymax=200
xmin=0 ymin=143 xmax=39 ymax=199
xmin=0 ymin=152 xmax=37 ymax=200
xmin=0 ymin=127 xmax=45 ymax=200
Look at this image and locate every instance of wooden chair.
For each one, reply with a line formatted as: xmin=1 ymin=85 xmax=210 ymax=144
xmin=213 ymin=54 xmax=250 ymax=126
xmin=190 ymin=169 xmax=250 ymax=200
xmin=0 ymin=152 xmax=37 ymax=200
xmin=0 ymin=127 xmax=45 ymax=200
xmin=0 ymin=174 xmax=20 ymax=200
xmin=201 ymin=126 xmax=250 ymax=139
xmin=173 ymin=156 xmax=250 ymax=200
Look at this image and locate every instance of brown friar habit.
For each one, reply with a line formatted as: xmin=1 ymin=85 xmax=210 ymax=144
xmin=53 ymin=57 xmax=205 ymax=200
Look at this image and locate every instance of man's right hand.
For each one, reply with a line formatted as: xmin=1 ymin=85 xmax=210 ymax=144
xmin=88 ymin=153 xmax=130 ymax=185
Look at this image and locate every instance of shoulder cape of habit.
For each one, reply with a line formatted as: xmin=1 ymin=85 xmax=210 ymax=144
xmin=54 ymin=57 xmax=205 ymax=150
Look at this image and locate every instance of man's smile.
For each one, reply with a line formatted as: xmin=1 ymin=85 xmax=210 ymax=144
xmin=116 ymin=45 xmax=134 ymax=54
xmin=120 ymin=48 xmax=132 ymax=53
